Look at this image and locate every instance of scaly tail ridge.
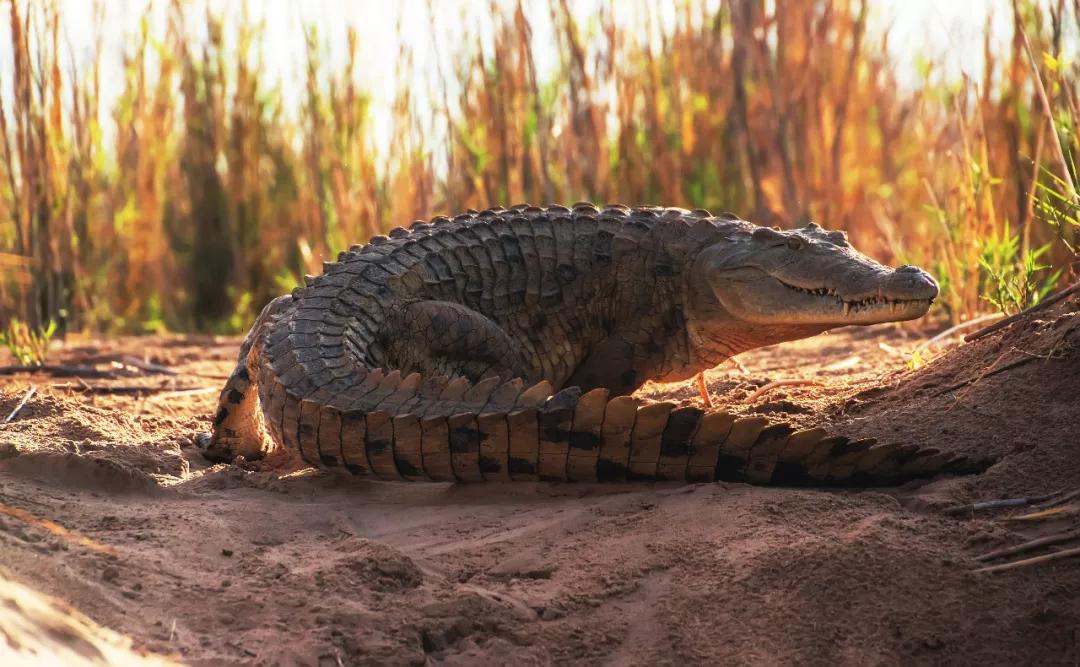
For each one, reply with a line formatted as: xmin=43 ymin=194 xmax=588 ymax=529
xmin=264 ymin=374 xmax=988 ymax=485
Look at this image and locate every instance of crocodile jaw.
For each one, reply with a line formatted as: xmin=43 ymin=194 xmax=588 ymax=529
xmin=709 ymin=268 xmax=936 ymax=326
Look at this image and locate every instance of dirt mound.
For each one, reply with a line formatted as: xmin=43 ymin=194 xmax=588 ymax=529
xmin=835 ymin=293 xmax=1080 ymax=499
xmin=314 ymin=536 xmax=425 ymax=592
xmin=0 ymin=391 xmax=190 ymax=494
xmin=0 ymin=393 xmax=147 ymax=448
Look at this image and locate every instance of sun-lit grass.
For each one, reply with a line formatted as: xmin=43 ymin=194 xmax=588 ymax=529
xmin=0 ymin=0 xmax=1076 ymax=334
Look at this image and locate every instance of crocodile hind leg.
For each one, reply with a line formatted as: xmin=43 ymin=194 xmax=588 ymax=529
xmin=200 ymin=295 xmax=292 ymax=462
xmin=564 ymin=332 xmax=653 ymax=397
xmin=381 ymin=300 xmax=535 ymax=382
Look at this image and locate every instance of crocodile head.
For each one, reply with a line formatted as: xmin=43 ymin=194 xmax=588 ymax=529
xmin=685 ymin=221 xmax=937 ymax=360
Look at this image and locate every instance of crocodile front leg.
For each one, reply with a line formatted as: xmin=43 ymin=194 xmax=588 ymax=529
xmin=564 ymin=332 xmax=655 ymax=397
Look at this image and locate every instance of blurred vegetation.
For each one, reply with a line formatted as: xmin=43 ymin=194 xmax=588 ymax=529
xmin=0 ymin=0 xmax=1077 ymax=335
xmin=0 ymin=317 xmax=54 ymax=365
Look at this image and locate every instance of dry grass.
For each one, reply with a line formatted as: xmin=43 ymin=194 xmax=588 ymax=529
xmin=0 ymin=0 xmax=1076 ymax=334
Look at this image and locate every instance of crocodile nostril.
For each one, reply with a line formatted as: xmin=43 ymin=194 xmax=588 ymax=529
xmin=896 ymin=265 xmax=920 ymax=273
xmin=912 ymin=273 xmax=939 ymax=296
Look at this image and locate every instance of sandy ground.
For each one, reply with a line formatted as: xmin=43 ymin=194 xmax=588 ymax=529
xmin=1 ymin=297 xmax=1079 ymax=666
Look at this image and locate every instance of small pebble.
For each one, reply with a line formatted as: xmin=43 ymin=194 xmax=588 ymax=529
xmin=221 ymin=548 xmax=234 ymax=557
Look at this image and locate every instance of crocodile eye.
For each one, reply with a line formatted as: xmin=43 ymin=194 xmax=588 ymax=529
xmin=786 ymin=237 xmax=805 ymax=250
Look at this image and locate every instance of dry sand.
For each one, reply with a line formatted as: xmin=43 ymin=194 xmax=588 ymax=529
xmin=1 ymin=296 xmax=1078 ymax=665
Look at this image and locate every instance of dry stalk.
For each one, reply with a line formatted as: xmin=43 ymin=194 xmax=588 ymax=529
xmin=974 ymin=545 xmax=1080 ymax=574
xmin=745 ymin=380 xmax=824 ymax=404
xmin=2 ymin=385 xmax=36 ymax=424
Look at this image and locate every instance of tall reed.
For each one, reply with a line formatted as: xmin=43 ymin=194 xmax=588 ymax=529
xmin=0 ymin=0 xmax=1075 ymax=333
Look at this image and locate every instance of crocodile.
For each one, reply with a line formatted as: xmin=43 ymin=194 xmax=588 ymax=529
xmin=199 ymin=203 xmax=982 ymax=485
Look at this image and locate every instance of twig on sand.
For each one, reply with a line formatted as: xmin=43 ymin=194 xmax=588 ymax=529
xmin=147 ymin=387 xmax=218 ymax=401
xmin=1004 ymin=505 xmax=1079 ymax=522
xmin=917 ymin=313 xmax=1005 ymax=352
xmin=976 ymin=527 xmax=1080 ymax=562
xmin=965 ymin=280 xmax=1080 ymax=342
xmin=974 ymin=545 xmax=1080 ymax=574
xmin=2 ymin=385 xmax=36 ymax=425
xmin=0 ymin=364 xmax=126 ymax=379
xmin=1033 ymin=488 xmax=1080 ymax=510
xmin=943 ymin=491 xmax=1061 ymax=516
xmin=745 ymin=379 xmax=824 ymax=403
xmin=822 ymin=355 xmax=861 ymax=371
xmin=0 ymin=356 xmax=226 ymax=380
xmin=877 ymin=341 xmax=904 ymax=357
xmin=49 ymin=382 xmax=205 ymax=396
xmin=78 ymin=353 xmax=177 ymax=376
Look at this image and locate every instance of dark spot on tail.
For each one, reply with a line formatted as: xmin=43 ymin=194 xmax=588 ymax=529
xmin=508 ymin=457 xmax=536 ymax=475
xmin=366 ymin=438 xmax=391 ymax=454
xmin=770 ymin=462 xmax=812 ymax=486
xmin=479 ymin=456 xmax=503 ymax=473
xmin=449 ymin=426 xmax=481 ymax=453
xmin=227 ymin=388 xmax=245 ymax=404
xmin=714 ymin=454 xmax=745 ymax=481
xmin=828 ymin=437 xmax=852 ymax=456
xmin=213 ymin=407 xmax=229 ymax=428
xmin=540 ymin=426 xmax=572 ymax=443
xmin=568 ymin=431 xmax=601 ymax=451
xmin=596 ymin=459 xmax=627 ymax=481
xmin=660 ymin=407 xmax=703 ymax=457
xmin=235 ymin=366 xmax=250 ymax=382
xmin=394 ymin=457 xmax=422 ymax=477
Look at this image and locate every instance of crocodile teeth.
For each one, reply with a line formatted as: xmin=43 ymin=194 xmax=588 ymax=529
xmin=843 ymin=301 xmax=851 ymax=316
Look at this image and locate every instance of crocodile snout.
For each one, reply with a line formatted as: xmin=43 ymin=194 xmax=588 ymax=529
xmin=893 ymin=265 xmax=938 ymax=300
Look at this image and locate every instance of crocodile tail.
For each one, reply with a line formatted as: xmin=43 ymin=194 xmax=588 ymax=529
xmin=264 ymin=373 xmax=988 ymax=485
xmin=202 ymin=295 xmax=294 ymax=462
